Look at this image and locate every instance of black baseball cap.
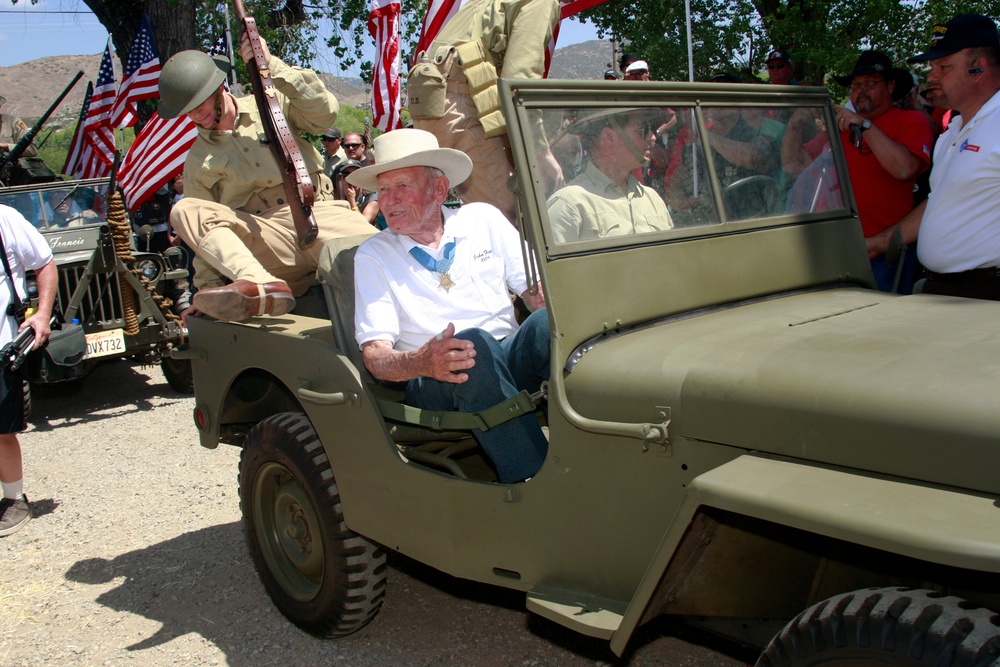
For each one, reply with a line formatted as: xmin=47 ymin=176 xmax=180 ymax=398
xmin=907 ymin=14 xmax=1000 ymax=63
xmin=766 ymin=50 xmax=791 ymax=64
xmin=322 ymin=127 xmax=342 ymax=140
xmin=604 ymin=69 xmax=620 ymax=80
xmin=619 ymin=53 xmax=640 ymax=69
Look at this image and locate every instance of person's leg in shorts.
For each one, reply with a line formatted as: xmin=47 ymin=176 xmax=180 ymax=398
xmin=0 ymin=366 xmax=30 ymax=537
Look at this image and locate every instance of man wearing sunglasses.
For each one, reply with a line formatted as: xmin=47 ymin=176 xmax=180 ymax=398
xmin=832 ymin=50 xmax=933 ymax=294
xmin=342 ymin=132 xmax=371 ymax=167
xmin=765 ymin=51 xmax=798 ymax=86
xmin=547 ymin=108 xmax=672 ymax=243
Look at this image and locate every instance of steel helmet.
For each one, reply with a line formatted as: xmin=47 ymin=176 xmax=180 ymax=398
xmin=158 ymin=50 xmax=230 ymax=119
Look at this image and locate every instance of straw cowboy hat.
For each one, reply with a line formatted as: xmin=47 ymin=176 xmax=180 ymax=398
xmin=346 ymin=128 xmax=472 ymax=192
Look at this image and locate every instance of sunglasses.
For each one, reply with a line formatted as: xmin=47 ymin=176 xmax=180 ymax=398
xmin=343 ymin=143 xmax=363 ymax=149
xmin=767 ymin=62 xmax=789 ymax=70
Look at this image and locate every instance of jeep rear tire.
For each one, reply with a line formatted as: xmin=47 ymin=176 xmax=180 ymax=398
xmin=239 ymin=412 xmax=387 ymax=637
xmin=756 ymin=587 xmax=1000 ymax=666
xmin=160 ymin=356 xmax=194 ymax=394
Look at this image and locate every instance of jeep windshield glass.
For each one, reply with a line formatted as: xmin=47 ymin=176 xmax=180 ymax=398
xmin=0 ymin=184 xmax=108 ymax=231
xmin=530 ymin=101 xmax=846 ymax=250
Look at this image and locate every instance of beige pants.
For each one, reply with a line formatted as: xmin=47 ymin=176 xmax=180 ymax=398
xmin=414 ymin=69 xmax=517 ymax=224
xmin=171 ymin=198 xmax=373 ymax=296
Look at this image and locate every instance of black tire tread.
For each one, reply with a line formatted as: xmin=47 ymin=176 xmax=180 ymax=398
xmin=239 ymin=411 xmax=387 ymax=638
xmin=757 ymin=587 xmax=1000 ymax=666
xmin=160 ymin=357 xmax=194 ymax=394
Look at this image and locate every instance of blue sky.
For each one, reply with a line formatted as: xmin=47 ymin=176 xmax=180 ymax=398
xmin=0 ymin=2 xmax=602 ymax=73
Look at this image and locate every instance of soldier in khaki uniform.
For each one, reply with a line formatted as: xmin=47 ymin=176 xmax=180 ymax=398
xmin=0 ymin=96 xmax=38 ymax=157
xmin=409 ymin=0 xmax=564 ymax=224
xmin=159 ymin=36 xmax=372 ymax=321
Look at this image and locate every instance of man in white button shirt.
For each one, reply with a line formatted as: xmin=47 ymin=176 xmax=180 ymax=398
xmin=866 ymin=14 xmax=1000 ymax=300
xmin=350 ymin=129 xmax=548 ymax=484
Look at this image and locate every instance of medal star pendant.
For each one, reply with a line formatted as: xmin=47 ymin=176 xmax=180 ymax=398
xmin=438 ymin=272 xmax=455 ymax=292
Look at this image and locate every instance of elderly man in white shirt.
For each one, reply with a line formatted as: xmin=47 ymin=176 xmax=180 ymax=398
xmin=350 ymin=129 xmax=548 ymax=484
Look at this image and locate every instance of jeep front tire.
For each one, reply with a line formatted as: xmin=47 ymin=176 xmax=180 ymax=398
xmin=757 ymin=587 xmax=1000 ymax=666
xmin=239 ymin=412 xmax=387 ymax=637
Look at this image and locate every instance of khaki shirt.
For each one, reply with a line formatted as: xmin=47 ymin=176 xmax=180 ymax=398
xmin=184 ymin=56 xmax=337 ymax=212
xmin=547 ymin=161 xmax=673 ymax=244
xmin=430 ymin=0 xmax=560 ymax=81
xmin=0 ymin=114 xmax=38 ymax=158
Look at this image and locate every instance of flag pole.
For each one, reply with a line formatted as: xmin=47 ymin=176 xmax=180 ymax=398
xmin=224 ymin=5 xmax=239 ymax=91
xmin=108 ymin=35 xmax=124 ymax=152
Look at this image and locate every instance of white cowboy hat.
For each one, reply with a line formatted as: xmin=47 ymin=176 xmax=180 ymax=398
xmin=345 ymin=128 xmax=473 ymax=191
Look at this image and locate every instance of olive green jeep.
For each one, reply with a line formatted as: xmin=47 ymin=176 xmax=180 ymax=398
xmin=0 ymin=178 xmax=193 ymax=392
xmin=182 ymin=81 xmax=1000 ymax=664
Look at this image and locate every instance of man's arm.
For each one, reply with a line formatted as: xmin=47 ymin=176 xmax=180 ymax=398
xmin=21 ymin=259 xmax=55 ymax=348
xmin=834 ymin=106 xmax=929 ymax=181
xmin=865 ymin=198 xmax=926 ymax=259
xmin=240 ymin=34 xmax=338 ymax=135
xmin=361 ymin=323 xmax=477 ymax=384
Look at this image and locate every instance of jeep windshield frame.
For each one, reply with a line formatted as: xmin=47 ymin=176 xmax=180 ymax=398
xmin=500 ymin=79 xmax=873 ymax=405
xmin=0 ymin=177 xmax=112 ymax=232
xmin=500 ymin=80 xmax=857 ymax=258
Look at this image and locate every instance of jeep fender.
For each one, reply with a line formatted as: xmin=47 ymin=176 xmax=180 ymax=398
xmin=609 ymin=452 xmax=1000 ymax=656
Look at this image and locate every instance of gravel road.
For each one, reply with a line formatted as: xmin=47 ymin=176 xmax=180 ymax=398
xmin=0 ymin=359 xmax=752 ymax=667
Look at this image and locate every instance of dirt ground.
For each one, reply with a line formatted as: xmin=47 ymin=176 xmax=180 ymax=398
xmin=0 ymin=360 xmax=754 ymax=667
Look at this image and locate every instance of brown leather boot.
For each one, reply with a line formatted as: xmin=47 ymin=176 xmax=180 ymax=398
xmin=192 ymin=280 xmax=296 ymax=321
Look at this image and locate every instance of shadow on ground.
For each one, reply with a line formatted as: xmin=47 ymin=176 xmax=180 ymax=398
xmin=28 ymin=359 xmax=189 ymax=431
xmin=64 ymin=521 xmax=752 ymax=666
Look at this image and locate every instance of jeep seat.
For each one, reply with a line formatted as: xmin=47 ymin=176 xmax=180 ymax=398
xmin=317 ymin=235 xmax=543 ymax=480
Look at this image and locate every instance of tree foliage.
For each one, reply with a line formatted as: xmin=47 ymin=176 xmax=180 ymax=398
xmin=583 ymin=0 xmax=998 ymax=87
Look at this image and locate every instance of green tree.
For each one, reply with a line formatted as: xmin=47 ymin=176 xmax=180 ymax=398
xmin=583 ymin=0 xmax=998 ymax=86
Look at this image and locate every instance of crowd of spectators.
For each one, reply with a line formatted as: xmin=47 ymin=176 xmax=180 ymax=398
xmin=581 ymin=13 xmax=999 ymax=299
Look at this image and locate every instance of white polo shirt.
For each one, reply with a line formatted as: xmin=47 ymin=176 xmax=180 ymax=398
xmin=355 ymin=203 xmax=530 ymax=352
xmin=918 ymin=89 xmax=1000 ymax=273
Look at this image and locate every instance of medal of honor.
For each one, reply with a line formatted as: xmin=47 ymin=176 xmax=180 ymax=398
xmin=438 ymin=272 xmax=455 ymax=292
xmin=410 ymin=241 xmax=457 ymax=292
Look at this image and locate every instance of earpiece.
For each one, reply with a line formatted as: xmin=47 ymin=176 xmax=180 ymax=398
xmin=969 ymin=66 xmax=984 ymax=75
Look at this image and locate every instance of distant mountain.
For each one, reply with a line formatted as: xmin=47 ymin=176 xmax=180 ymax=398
xmin=549 ymin=40 xmax=616 ymax=80
xmin=0 ymin=39 xmax=612 ymax=127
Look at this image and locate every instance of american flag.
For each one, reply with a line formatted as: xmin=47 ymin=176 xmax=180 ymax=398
xmin=117 ymin=33 xmax=229 ymax=209
xmin=416 ymin=0 xmax=468 ymax=56
xmin=368 ymin=0 xmax=403 ymax=132
xmin=118 ymin=112 xmax=197 ymax=209
xmin=62 ymin=81 xmax=93 ymax=177
xmin=82 ymin=43 xmax=118 ymax=171
xmin=111 ymin=15 xmax=161 ymax=129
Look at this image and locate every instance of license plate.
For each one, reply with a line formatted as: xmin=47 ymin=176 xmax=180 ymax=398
xmin=84 ymin=329 xmax=126 ymax=359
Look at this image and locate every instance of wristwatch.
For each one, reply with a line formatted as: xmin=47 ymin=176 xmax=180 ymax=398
xmin=860 ymin=119 xmax=873 ymax=131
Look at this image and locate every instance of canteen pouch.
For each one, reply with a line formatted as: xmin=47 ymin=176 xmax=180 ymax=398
xmin=454 ymin=42 xmax=506 ymax=138
xmin=408 ymin=52 xmax=448 ymax=120
xmin=44 ymin=323 xmax=86 ymax=366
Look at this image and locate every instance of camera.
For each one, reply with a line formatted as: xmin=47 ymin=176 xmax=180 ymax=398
xmin=6 ymin=301 xmax=29 ymax=320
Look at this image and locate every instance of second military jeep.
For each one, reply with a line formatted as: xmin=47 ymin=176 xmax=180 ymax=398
xmin=0 ymin=178 xmax=193 ymax=392
xmin=183 ymin=81 xmax=1000 ymax=663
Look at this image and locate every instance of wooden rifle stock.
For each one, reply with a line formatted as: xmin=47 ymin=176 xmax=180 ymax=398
xmin=232 ymin=0 xmax=318 ymax=248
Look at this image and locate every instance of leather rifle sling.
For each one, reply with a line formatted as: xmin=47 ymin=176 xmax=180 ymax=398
xmin=232 ymin=0 xmax=319 ymax=248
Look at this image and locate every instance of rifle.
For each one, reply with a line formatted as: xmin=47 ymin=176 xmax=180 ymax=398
xmin=0 ymin=324 xmax=37 ymax=374
xmin=231 ymin=0 xmax=319 ymax=249
xmin=0 ymin=71 xmax=84 ymax=174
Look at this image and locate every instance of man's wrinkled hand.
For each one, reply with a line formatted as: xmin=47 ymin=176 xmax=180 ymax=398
xmin=420 ymin=322 xmax=476 ymax=384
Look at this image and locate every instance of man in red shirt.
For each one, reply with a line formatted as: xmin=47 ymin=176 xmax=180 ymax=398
xmin=833 ymin=50 xmax=934 ymax=293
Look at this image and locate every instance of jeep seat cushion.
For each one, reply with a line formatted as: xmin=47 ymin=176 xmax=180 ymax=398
xmin=318 ymin=231 xmax=376 ymax=370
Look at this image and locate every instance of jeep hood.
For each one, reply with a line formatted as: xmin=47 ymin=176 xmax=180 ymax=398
xmin=562 ymin=288 xmax=1000 ymax=495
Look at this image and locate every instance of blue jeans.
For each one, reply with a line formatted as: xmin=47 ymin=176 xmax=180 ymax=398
xmin=406 ymin=309 xmax=550 ymax=483
xmin=871 ymin=244 xmax=920 ymax=295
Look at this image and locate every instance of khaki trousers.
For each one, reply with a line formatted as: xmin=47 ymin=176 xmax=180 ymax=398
xmin=414 ymin=69 xmax=517 ymax=224
xmin=171 ymin=198 xmax=373 ymax=296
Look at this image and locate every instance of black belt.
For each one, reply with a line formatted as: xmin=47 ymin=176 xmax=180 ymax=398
xmin=926 ymin=267 xmax=1000 ymax=283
